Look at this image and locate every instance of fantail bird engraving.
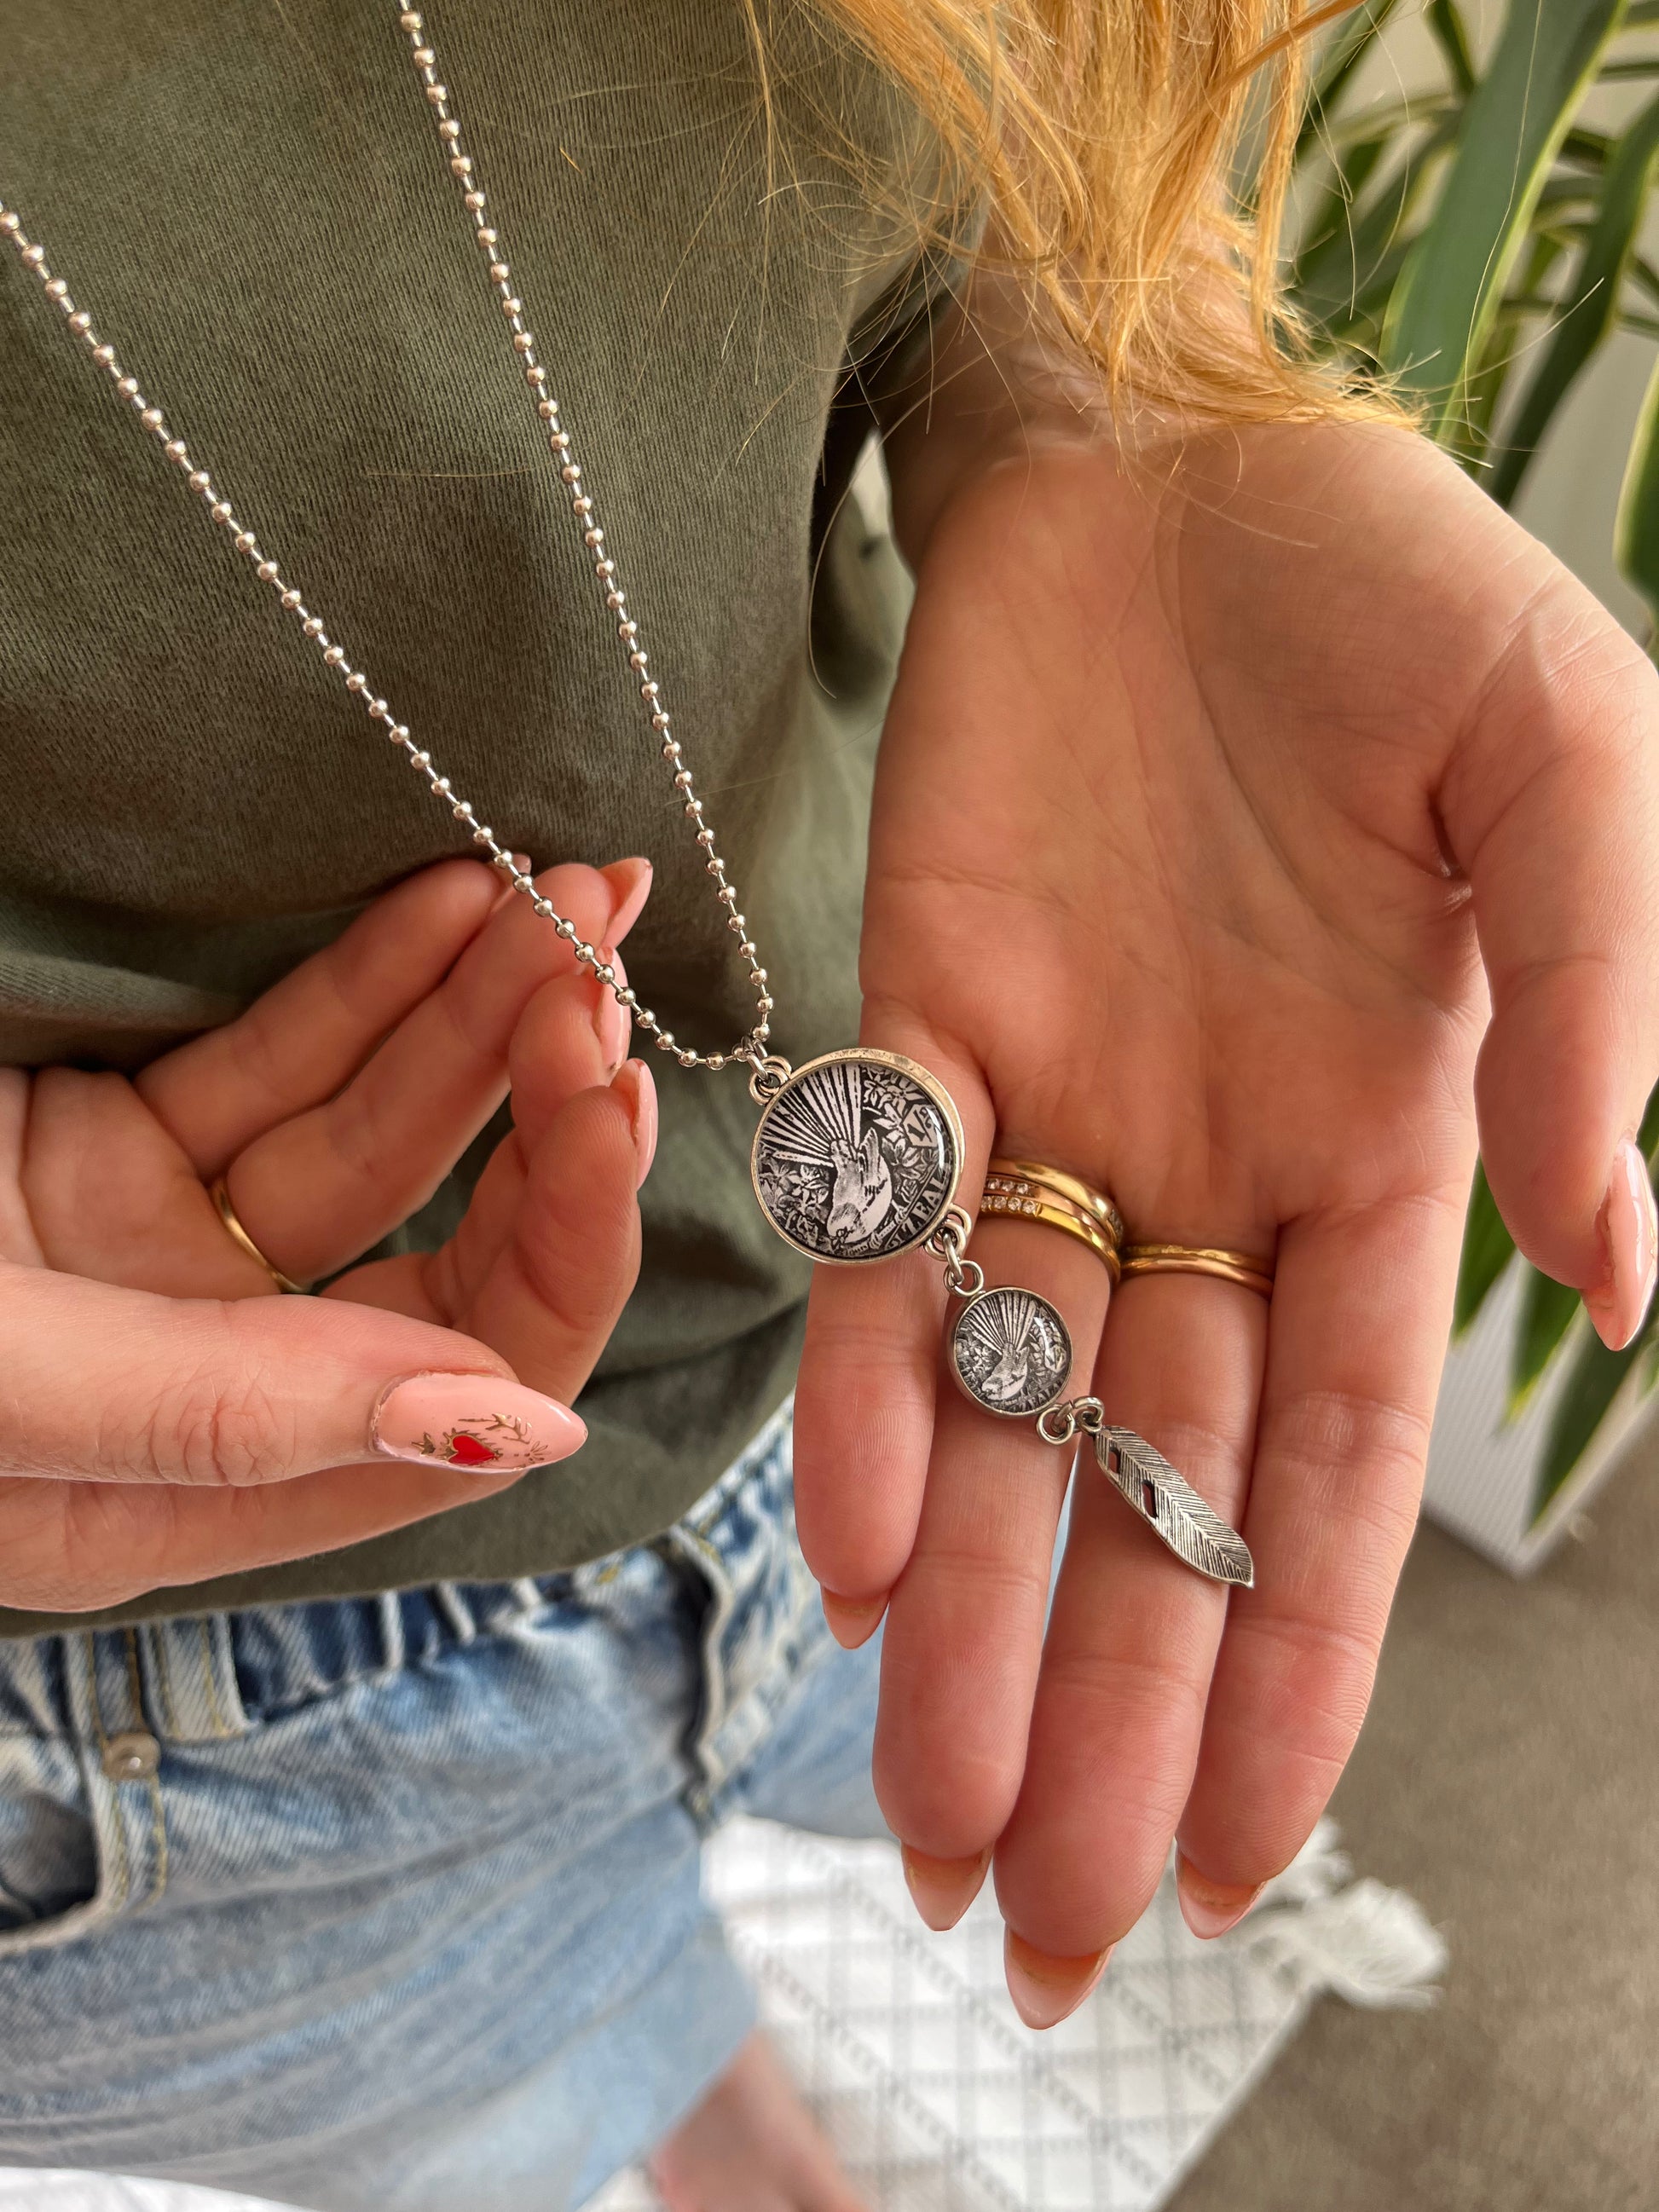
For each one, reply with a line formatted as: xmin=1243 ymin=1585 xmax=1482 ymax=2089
xmin=826 ymin=1125 xmax=893 ymax=1248
xmin=973 ymin=1293 xmax=1039 ymax=1405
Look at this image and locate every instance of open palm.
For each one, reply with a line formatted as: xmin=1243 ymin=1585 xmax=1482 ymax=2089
xmin=795 ymin=420 xmax=1659 ymax=1991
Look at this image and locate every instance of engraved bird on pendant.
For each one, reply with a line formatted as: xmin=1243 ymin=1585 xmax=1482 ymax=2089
xmin=827 ymin=1125 xmax=894 ymax=1249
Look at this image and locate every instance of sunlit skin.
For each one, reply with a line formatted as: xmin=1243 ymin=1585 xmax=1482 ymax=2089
xmin=2 ymin=316 xmax=1656 ymax=2208
xmin=795 ymin=395 xmax=1659 ymax=1995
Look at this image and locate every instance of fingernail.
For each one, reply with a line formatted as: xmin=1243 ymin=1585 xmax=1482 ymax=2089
xmin=371 ymin=1373 xmax=585 ymax=1470
xmin=1176 ymin=1851 xmax=1264 ymax=1939
xmin=611 ymin=1058 xmax=657 ymax=1188
xmin=601 ymin=857 xmax=653 ymax=940
xmin=1003 ymin=1930 xmax=1113 ymax=2030
xmin=821 ymin=1590 xmax=887 ymax=1649
xmin=592 ymin=949 xmax=629 ymax=1072
xmin=1584 ymin=1135 xmax=1657 ymax=1351
xmin=902 ymin=1845 xmax=991 ymax=1932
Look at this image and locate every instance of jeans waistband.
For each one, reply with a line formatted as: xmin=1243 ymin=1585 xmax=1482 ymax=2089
xmin=0 ymin=1402 xmax=794 ymax=1750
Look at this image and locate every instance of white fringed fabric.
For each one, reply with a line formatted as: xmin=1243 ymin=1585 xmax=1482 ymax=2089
xmin=0 ymin=1818 xmax=1443 ymax=2212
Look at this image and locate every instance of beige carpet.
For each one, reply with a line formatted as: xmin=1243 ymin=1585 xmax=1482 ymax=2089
xmin=1171 ymin=1431 xmax=1659 ymax=2212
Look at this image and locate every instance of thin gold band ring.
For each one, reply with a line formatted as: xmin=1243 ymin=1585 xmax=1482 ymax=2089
xmin=208 ymin=1176 xmax=311 ymax=1295
xmin=1119 ymin=1243 xmax=1275 ymax=1297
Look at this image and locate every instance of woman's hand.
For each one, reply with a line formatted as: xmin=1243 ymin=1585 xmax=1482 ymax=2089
xmin=0 ymin=852 xmax=655 ymax=1614
xmin=795 ymin=419 xmax=1659 ymax=2013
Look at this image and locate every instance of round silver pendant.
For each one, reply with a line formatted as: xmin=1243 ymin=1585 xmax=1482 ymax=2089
xmin=949 ymin=1285 xmax=1073 ymax=1419
xmin=750 ymin=1048 xmax=962 ymax=1265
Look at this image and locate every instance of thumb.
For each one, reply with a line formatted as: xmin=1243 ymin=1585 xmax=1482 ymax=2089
xmin=1440 ymin=569 xmax=1659 ymax=1347
xmin=0 ymin=1264 xmax=585 ymax=1484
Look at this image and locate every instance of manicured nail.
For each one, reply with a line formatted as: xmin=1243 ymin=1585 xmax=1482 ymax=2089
xmin=601 ymin=856 xmax=653 ymax=940
xmin=1003 ymin=1931 xmax=1113 ymax=2030
xmin=1584 ymin=1135 xmax=1657 ymax=1351
xmin=821 ymin=1590 xmax=887 ymax=1649
xmin=592 ymin=948 xmax=630 ymax=1072
xmin=371 ymin=1373 xmax=585 ymax=1470
xmin=610 ymin=1058 xmax=657 ymax=1187
xmin=902 ymin=1845 xmax=991 ymax=1932
xmin=1176 ymin=1851 xmax=1264 ymax=1939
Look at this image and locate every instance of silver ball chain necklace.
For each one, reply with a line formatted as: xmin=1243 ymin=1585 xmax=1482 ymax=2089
xmin=0 ymin=4 xmax=1254 ymax=1584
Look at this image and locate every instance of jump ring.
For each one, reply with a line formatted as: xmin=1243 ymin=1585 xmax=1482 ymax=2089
xmin=1037 ymin=1395 xmax=1106 ymax=1446
xmin=745 ymin=1052 xmax=792 ymax=1105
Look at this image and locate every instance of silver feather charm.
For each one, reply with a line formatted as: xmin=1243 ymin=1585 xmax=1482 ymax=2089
xmin=1093 ymin=1426 xmax=1255 ymax=1587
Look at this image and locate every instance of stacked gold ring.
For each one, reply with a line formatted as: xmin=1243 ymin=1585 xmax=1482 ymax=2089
xmin=981 ymin=1158 xmax=1124 ymax=1281
xmin=1119 ymin=1243 xmax=1274 ymax=1297
xmin=987 ymin=1157 xmax=1125 ymax=1244
xmin=977 ymin=1160 xmax=1275 ymax=1300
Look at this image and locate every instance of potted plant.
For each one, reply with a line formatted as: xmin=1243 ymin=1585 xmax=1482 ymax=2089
xmin=1283 ymin=0 xmax=1659 ymax=1563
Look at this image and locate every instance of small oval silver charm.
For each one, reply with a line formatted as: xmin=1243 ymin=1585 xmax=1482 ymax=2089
xmin=949 ymin=1284 xmax=1073 ymax=1419
xmin=751 ymin=1048 xmax=963 ymax=1266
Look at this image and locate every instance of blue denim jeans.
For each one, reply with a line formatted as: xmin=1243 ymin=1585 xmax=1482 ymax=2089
xmin=0 ymin=1407 xmax=886 ymax=2211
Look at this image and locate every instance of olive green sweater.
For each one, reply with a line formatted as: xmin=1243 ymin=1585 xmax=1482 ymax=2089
xmin=0 ymin=0 xmax=951 ymax=1633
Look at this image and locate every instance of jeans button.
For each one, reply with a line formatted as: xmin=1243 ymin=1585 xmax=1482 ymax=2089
xmin=101 ymin=1729 xmax=161 ymax=1781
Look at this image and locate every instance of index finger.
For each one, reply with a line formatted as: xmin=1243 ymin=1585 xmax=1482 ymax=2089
xmin=792 ymin=1014 xmax=995 ymax=1627
xmin=136 ymin=858 xmax=504 ymax=1168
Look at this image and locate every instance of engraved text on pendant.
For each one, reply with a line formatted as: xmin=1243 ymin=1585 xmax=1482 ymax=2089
xmin=950 ymin=1285 xmax=1073 ymax=1418
xmin=751 ymin=1048 xmax=961 ymax=1264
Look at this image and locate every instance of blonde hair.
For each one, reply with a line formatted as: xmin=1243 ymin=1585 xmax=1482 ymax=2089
xmin=809 ymin=0 xmax=1373 ymax=425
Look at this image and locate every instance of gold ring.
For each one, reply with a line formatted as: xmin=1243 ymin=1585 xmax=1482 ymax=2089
xmin=979 ymin=1184 xmax=1122 ymax=1282
xmin=986 ymin=1158 xmax=1125 ymax=1246
xmin=1119 ymin=1243 xmax=1275 ymax=1297
xmin=208 ymin=1176 xmax=311 ymax=1295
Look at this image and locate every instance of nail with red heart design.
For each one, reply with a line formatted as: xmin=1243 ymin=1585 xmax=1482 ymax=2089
xmin=371 ymin=1373 xmax=586 ymax=1471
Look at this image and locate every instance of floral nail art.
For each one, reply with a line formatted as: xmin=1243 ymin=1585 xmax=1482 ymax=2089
xmin=372 ymin=1376 xmax=586 ymax=1471
xmin=413 ymin=1412 xmax=541 ymax=1467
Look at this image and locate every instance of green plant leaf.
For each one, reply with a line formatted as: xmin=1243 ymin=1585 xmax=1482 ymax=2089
xmin=1292 ymin=121 xmax=1459 ymax=334
xmin=1295 ymin=0 xmax=1405 ymax=165
xmin=1448 ymin=287 xmax=1539 ymax=471
xmin=1561 ymin=126 xmax=1615 ymax=168
xmin=1616 ymin=349 xmax=1659 ymax=628
xmin=1488 ymin=90 xmax=1659 ymax=507
xmin=1320 ymin=95 xmax=1460 ymax=159
xmin=1533 ymin=173 xmax=1611 ymax=213
xmin=1533 ymin=1306 xmax=1659 ymax=1519
xmin=1508 ymin=1267 xmax=1586 ymax=1411
xmin=1383 ymin=0 xmax=1633 ymax=438
xmin=1426 ymin=0 xmax=1477 ymax=94
xmin=1454 ymin=1163 xmax=1516 ymax=1336
xmin=1291 ymin=133 xmax=1392 ymax=278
